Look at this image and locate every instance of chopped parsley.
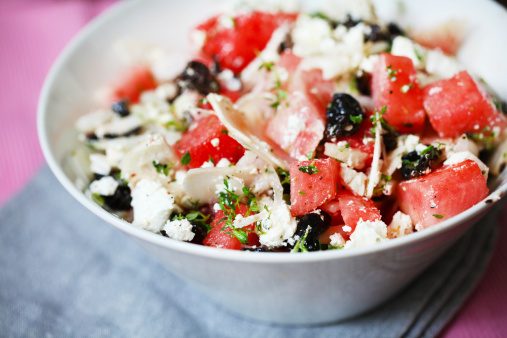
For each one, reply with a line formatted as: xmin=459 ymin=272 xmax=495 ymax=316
xmin=91 ymin=193 xmax=105 ymax=206
xmin=386 ymin=65 xmax=398 ymax=81
xmin=216 ymin=178 xmax=259 ymax=243
xmin=231 ymin=229 xmax=249 ymax=244
xmin=173 ymin=210 xmax=211 ymax=233
xmin=401 ymin=144 xmax=443 ymax=180
xmin=152 ymin=161 xmax=171 ymax=176
xmin=276 ymin=167 xmax=291 ymax=186
xmin=258 ymin=61 xmax=275 ymax=72
xmin=180 ymin=152 xmax=191 ymax=165
xmin=348 ymin=76 xmax=359 ymax=94
xmin=291 ymin=227 xmax=310 ymax=253
xmin=270 ymin=89 xmax=288 ymax=109
xmin=165 ymin=119 xmax=188 ymax=132
xmin=298 ymin=164 xmax=319 ymax=175
xmin=467 ymin=127 xmax=498 ymax=150
xmin=349 ymin=113 xmax=364 ymax=124
xmin=432 ymin=214 xmax=445 ymax=219
xmin=414 ymin=47 xmax=425 ymax=62
xmin=242 ymin=186 xmax=260 ymax=214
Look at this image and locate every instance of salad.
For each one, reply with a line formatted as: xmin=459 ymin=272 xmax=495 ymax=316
xmin=73 ymin=0 xmax=507 ymax=252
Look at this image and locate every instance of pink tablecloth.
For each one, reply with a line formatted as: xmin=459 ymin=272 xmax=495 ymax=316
xmin=0 ymin=1 xmax=505 ymax=336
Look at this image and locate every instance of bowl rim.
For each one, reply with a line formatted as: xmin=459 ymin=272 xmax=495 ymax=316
xmin=37 ymin=0 xmax=507 ymax=264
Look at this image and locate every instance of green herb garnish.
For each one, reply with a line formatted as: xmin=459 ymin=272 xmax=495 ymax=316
xmin=270 ymin=89 xmax=288 ymax=109
xmin=386 ymin=65 xmax=398 ymax=81
xmin=180 ymin=152 xmax=191 ymax=165
xmin=349 ymin=114 xmax=364 ymax=125
xmin=165 ymin=119 xmax=188 ymax=132
xmin=291 ymin=227 xmax=310 ymax=253
xmin=152 ymin=161 xmax=171 ymax=176
xmin=433 ymin=214 xmax=445 ymax=219
xmin=259 ymin=61 xmax=275 ymax=72
xmin=91 ymin=193 xmax=105 ymax=206
xmin=276 ymin=167 xmax=291 ymax=187
xmin=298 ymin=164 xmax=319 ymax=175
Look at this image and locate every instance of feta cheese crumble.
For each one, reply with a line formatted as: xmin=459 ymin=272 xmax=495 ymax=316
xmin=324 ymin=142 xmax=368 ymax=169
xmin=163 ymin=219 xmax=195 ymax=242
xmin=131 ymin=179 xmax=175 ymax=233
xmin=345 ymin=219 xmax=388 ymax=249
xmin=387 ymin=211 xmax=413 ymax=239
xmin=89 ymin=176 xmax=119 ymax=196
xmin=258 ymin=199 xmax=297 ymax=247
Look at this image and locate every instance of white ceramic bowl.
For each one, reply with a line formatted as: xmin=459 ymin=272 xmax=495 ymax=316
xmin=38 ymin=0 xmax=507 ymax=325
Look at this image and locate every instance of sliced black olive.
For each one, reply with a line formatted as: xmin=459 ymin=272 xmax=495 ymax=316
xmin=400 ymin=145 xmax=443 ymax=180
xmin=387 ymin=23 xmax=405 ymax=37
xmin=278 ymin=34 xmax=294 ymax=54
xmin=365 ymin=24 xmax=391 ymax=42
xmin=103 ymin=184 xmax=132 ymax=211
xmin=383 ymin=131 xmax=399 ymax=153
xmin=190 ymin=223 xmax=208 ymax=245
xmin=325 ymin=93 xmax=366 ymax=140
xmin=242 ymin=246 xmax=269 ymax=252
xmin=85 ymin=133 xmax=98 ymax=141
xmin=111 ymin=100 xmax=130 ymax=117
xmin=292 ymin=212 xmax=331 ymax=252
xmin=342 ymin=15 xmax=361 ymax=29
xmin=103 ymin=126 xmax=143 ymax=139
xmin=177 ymin=61 xmax=220 ymax=95
xmin=364 ymin=22 xmax=405 ymax=43
xmin=355 ymin=71 xmax=372 ymax=96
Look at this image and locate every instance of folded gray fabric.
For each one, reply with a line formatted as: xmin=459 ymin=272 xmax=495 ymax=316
xmin=0 ymin=167 xmax=501 ymax=338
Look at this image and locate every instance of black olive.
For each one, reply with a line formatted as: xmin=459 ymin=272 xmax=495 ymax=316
xmin=85 ymin=133 xmax=98 ymax=141
xmin=400 ymin=146 xmax=442 ymax=180
xmin=103 ymin=184 xmax=132 ymax=211
xmin=103 ymin=126 xmax=143 ymax=139
xmin=242 ymin=246 xmax=269 ymax=252
xmin=342 ymin=15 xmax=361 ymax=29
xmin=210 ymin=56 xmax=221 ymax=75
xmin=190 ymin=223 xmax=208 ymax=245
xmin=355 ymin=71 xmax=372 ymax=96
xmin=325 ymin=93 xmax=366 ymax=140
xmin=278 ymin=34 xmax=294 ymax=54
xmin=177 ymin=61 xmax=220 ymax=95
xmin=363 ymin=22 xmax=405 ymax=43
xmin=387 ymin=23 xmax=405 ymax=37
xmin=111 ymin=100 xmax=130 ymax=117
xmin=292 ymin=212 xmax=331 ymax=252
xmin=383 ymin=131 xmax=399 ymax=152
xmin=364 ymin=24 xmax=391 ymax=42
xmin=93 ymin=173 xmax=105 ymax=181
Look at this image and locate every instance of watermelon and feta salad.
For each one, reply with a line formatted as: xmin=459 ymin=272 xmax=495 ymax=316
xmin=73 ymin=0 xmax=507 ymax=253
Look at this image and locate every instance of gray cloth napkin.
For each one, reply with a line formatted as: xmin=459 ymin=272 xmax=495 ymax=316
xmin=0 ymin=166 xmax=501 ymax=338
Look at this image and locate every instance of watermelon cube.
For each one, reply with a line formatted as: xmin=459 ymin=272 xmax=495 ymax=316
xmin=423 ymin=71 xmax=507 ymax=138
xmin=397 ymin=160 xmax=489 ymax=229
xmin=290 ymin=158 xmax=341 ymax=216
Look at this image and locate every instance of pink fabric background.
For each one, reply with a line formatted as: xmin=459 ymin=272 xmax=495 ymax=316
xmin=0 ymin=1 xmax=505 ymax=336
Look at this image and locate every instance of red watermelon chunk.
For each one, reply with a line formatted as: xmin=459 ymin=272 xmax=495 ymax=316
xmin=196 ymin=11 xmax=297 ymax=74
xmin=290 ymin=158 xmax=341 ymax=216
xmin=267 ymin=91 xmax=325 ymax=160
xmin=203 ymin=205 xmax=258 ymax=250
xmin=423 ymin=71 xmax=507 ymax=138
xmin=173 ymin=115 xmax=245 ymax=168
xmin=338 ymin=193 xmax=382 ymax=234
xmin=112 ymin=66 xmax=157 ymax=104
xmin=372 ymin=53 xmax=426 ymax=133
xmin=397 ymin=160 xmax=489 ymax=229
